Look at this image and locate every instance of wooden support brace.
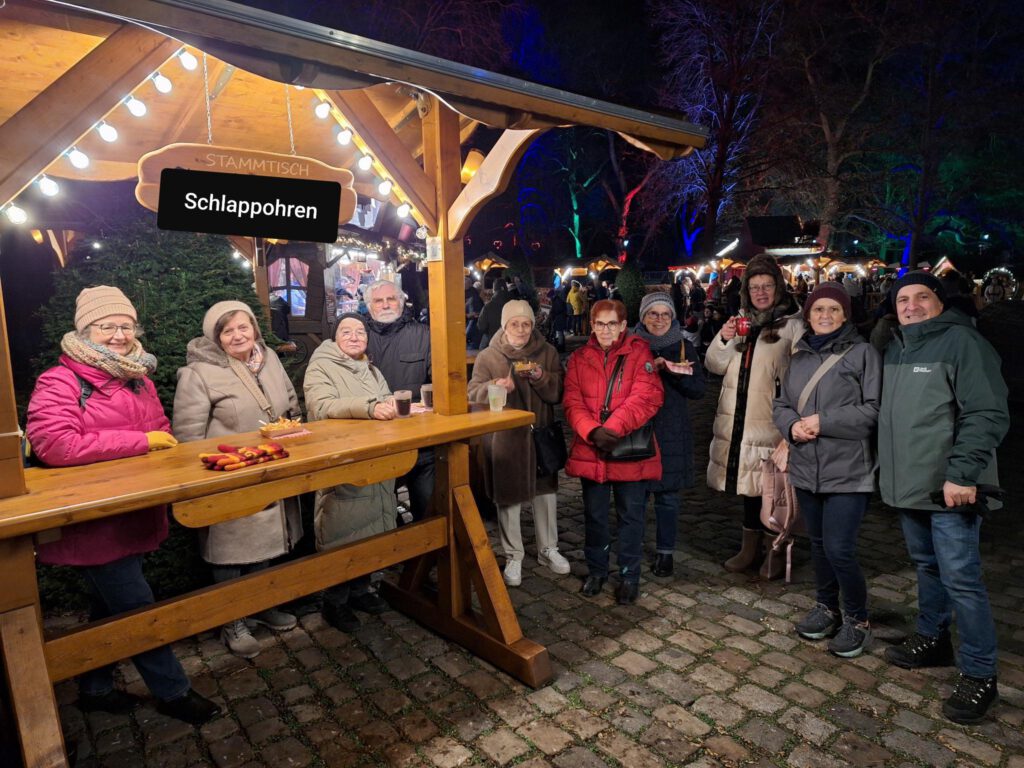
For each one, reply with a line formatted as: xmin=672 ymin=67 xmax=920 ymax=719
xmin=1 ymin=607 xmax=67 ymax=768
xmin=44 ymin=517 xmax=446 ymax=682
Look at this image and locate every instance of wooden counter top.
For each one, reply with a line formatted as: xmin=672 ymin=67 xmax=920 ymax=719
xmin=0 ymin=407 xmax=533 ymax=540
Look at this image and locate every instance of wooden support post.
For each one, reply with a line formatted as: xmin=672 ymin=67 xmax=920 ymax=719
xmin=0 ymin=278 xmax=26 ymax=499
xmin=421 ymin=97 xmax=468 ymax=416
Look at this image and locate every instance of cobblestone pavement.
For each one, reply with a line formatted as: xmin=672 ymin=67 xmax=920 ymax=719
xmin=55 ymin=375 xmax=1024 ymax=768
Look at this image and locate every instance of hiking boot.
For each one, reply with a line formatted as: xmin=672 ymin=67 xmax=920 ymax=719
xmin=942 ymin=673 xmax=998 ymax=724
xmin=322 ymin=602 xmax=360 ymax=633
xmin=349 ymin=591 xmax=389 ymax=615
xmin=828 ymin=617 xmax=872 ymax=658
xmin=538 ymin=548 xmax=571 ymax=575
xmin=221 ymin=619 xmax=260 ymax=659
xmin=78 ymin=689 xmax=144 ymax=714
xmin=724 ymin=527 xmax=763 ymax=572
xmin=246 ymin=608 xmax=297 ymax=632
xmin=156 ymin=688 xmax=221 ymax=726
xmin=885 ymin=631 xmax=955 ymax=669
xmin=503 ymin=559 xmax=523 ymax=586
xmin=795 ymin=604 xmax=842 ymax=640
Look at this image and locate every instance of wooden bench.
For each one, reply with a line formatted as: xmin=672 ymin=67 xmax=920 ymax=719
xmin=0 ymin=408 xmax=550 ymax=768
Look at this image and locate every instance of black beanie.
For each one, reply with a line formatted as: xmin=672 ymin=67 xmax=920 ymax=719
xmin=889 ymin=271 xmax=946 ymax=308
xmin=333 ymin=312 xmax=369 ymax=338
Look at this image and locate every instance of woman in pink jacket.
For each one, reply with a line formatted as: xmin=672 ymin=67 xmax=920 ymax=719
xmin=26 ymin=286 xmax=219 ymax=726
xmin=563 ymin=299 xmax=664 ymax=604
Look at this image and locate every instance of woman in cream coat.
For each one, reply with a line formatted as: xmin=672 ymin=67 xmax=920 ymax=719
xmin=173 ymin=300 xmax=303 ymax=658
xmin=303 ymin=313 xmax=398 ymax=633
xmin=705 ymin=256 xmax=803 ymax=579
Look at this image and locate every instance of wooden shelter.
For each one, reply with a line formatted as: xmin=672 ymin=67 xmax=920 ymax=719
xmin=0 ymin=2 xmax=706 ymax=765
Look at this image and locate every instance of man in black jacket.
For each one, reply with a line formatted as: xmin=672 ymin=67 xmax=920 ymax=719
xmin=364 ymin=280 xmax=434 ymax=521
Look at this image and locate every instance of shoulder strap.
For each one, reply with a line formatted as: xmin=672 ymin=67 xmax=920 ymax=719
xmin=60 ymin=362 xmax=94 ymax=410
xmin=796 ymin=347 xmax=852 ymax=414
xmin=226 ymin=355 xmax=276 ymax=421
xmin=602 ymin=355 xmax=627 ymax=412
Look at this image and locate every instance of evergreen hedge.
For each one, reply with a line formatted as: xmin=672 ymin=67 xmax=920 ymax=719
xmin=615 ymin=263 xmax=646 ymax=325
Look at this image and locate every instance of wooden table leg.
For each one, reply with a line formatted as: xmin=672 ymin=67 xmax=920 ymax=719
xmin=1 ymin=610 xmax=67 ymax=768
xmin=383 ymin=442 xmax=552 ymax=688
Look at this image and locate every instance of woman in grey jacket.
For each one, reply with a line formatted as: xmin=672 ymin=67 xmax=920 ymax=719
xmin=772 ymin=283 xmax=881 ymax=659
xmin=174 ymin=301 xmax=303 ymax=659
xmin=303 ymin=313 xmax=398 ymax=633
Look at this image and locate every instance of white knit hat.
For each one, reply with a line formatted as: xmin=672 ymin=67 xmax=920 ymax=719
xmin=500 ymin=299 xmax=535 ymax=328
xmin=74 ymin=286 xmax=137 ymax=332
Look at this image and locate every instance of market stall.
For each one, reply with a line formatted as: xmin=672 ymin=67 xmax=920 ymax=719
xmin=0 ymin=2 xmax=707 ymax=764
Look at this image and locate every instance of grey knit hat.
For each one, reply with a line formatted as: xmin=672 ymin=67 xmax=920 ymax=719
xmin=639 ymin=291 xmax=675 ymax=320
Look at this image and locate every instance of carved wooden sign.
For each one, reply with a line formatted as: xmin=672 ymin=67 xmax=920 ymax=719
xmin=136 ymin=143 xmax=358 ymax=224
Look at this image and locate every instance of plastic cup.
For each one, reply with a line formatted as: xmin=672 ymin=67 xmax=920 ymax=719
xmin=394 ymin=390 xmax=412 ymax=417
xmin=487 ymin=384 xmax=507 ymax=413
xmin=420 ymin=384 xmax=434 ymax=409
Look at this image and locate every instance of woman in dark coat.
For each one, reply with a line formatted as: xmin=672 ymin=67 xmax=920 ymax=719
xmin=633 ymin=293 xmax=705 ymax=577
xmin=548 ymin=288 xmax=568 ymax=350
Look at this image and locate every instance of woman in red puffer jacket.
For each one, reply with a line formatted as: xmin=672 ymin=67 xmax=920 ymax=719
xmin=563 ymin=299 xmax=664 ymax=605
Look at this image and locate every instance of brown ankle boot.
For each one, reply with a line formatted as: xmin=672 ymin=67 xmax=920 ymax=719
xmin=759 ymin=533 xmax=785 ymax=580
xmin=724 ymin=527 xmax=763 ymax=572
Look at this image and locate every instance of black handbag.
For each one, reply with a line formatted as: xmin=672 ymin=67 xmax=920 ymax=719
xmin=600 ymin=355 xmax=656 ymax=461
xmin=532 ymin=421 xmax=568 ymax=477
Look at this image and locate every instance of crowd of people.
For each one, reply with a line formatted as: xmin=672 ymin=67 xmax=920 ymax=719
xmin=24 ymin=254 xmax=1010 ymax=730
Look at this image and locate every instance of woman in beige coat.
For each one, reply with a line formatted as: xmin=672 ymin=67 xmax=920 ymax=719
xmin=173 ymin=300 xmax=303 ymax=658
xmin=467 ymin=300 xmax=567 ymax=587
xmin=705 ymin=256 xmax=803 ymax=579
xmin=303 ymin=313 xmax=397 ymax=633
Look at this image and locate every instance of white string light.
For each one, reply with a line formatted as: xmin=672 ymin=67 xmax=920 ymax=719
xmin=4 ymin=205 xmax=27 ymax=224
xmin=178 ymin=49 xmax=198 ymax=71
xmin=125 ymin=96 xmax=147 ymax=117
xmin=38 ymin=176 xmax=59 ymax=197
xmin=396 ymin=203 xmax=410 ymax=219
xmin=97 ymin=121 xmax=118 ymax=142
xmin=314 ymin=101 xmax=331 ymax=119
xmin=377 ymin=179 xmax=393 ymax=196
xmin=152 ymin=72 xmax=172 ymax=94
xmin=68 ymin=147 xmax=90 ymax=169
xmin=336 ymin=128 xmax=353 ymax=146
xmin=357 ymin=153 xmax=373 ymax=171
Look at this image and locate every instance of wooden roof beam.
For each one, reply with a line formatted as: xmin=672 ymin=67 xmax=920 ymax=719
xmin=327 ymin=89 xmax=437 ymax=234
xmin=0 ymin=23 xmax=180 ymax=206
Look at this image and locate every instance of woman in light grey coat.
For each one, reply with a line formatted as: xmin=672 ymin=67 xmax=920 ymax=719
xmin=173 ymin=301 xmax=303 ymax=658
xmin=303 ymin=313 xmax=397 ymax=633
xmin=772 ymin=283 xmax=881 ymax=660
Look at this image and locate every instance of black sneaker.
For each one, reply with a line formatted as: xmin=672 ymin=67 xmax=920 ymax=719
xmin=828 ymin=617 xmax=871 ymax=658
xmin=795 ymin=604 xmax=842 ymax=640
xmin=323 ymin=602 xmax=361 ymax=632
xmin=78 ymin=689 xmax=144 ymax=714
xmin=156 ymin=689 xmax=221 ymax=726
xmin=943 ymin=673 xmax=998 ymax=724
xmin=349 ymin=590 xmax=389 ymax=615
xmin=885 ymin=631 xmax=955 ymax=669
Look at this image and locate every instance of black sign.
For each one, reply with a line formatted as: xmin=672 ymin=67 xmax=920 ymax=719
xmin=157 ymin=168 xmax=341 ymax=242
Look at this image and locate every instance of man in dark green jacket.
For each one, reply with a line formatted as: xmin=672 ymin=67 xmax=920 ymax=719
xmin=878 ymin=272 xmax=1008 ymax=725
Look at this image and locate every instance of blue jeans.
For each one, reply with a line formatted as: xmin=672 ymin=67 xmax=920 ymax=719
xmin=80 ymin=555 xmax=190 ymax=702
xmin=899 ymin=509 xmax=997 ymax=677
xmin=651 ymin=490 xmax=679 ymax=555
xmin=795 ymin=489 xmax=869 ymax=622
xmin=581 ymin=478 xmax=646 ymax=582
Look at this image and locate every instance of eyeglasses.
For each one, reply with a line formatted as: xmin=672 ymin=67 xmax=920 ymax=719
xmin=338 ymin=328 xmax=368 ymax=339
xmin=644 ymin=311 xmax=673 ymax=320
xmin=748 ymin=283 xmax=775 ymax=294
xmin=91 ymin=323 xmax=137 ymax=337
xmin=593 ymin=320 xmax=623 ymax=331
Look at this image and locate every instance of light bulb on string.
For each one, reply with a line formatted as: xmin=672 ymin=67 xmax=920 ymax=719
xmin=314 ymin=101 xmax=331 ymax=119
xmin=152 ymin=72 xmax=172 ymax=94
xmin=4 ymin=205 xmax=28 ymax=225
xmin=396 ymin=203 xmax=411 ymax=219
xmin=125 ymin=96 xmax=147 ymax=117
xmin=377 ymin=179 xmax=393 ymax=197
xmin=336 ymin=128 xmax=353 ymax=146
xmin=357 ymin=154 xmax=373 ymax=171
xmin=178 ymin=49 xmax=198 ymax=70
xmin=68 ymin=147 xmax=90 ymax=169
xmin=97 ymin=121 xmax=118 ymax=142
xmin=38 ymin=176 xmax=60 ymax=197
